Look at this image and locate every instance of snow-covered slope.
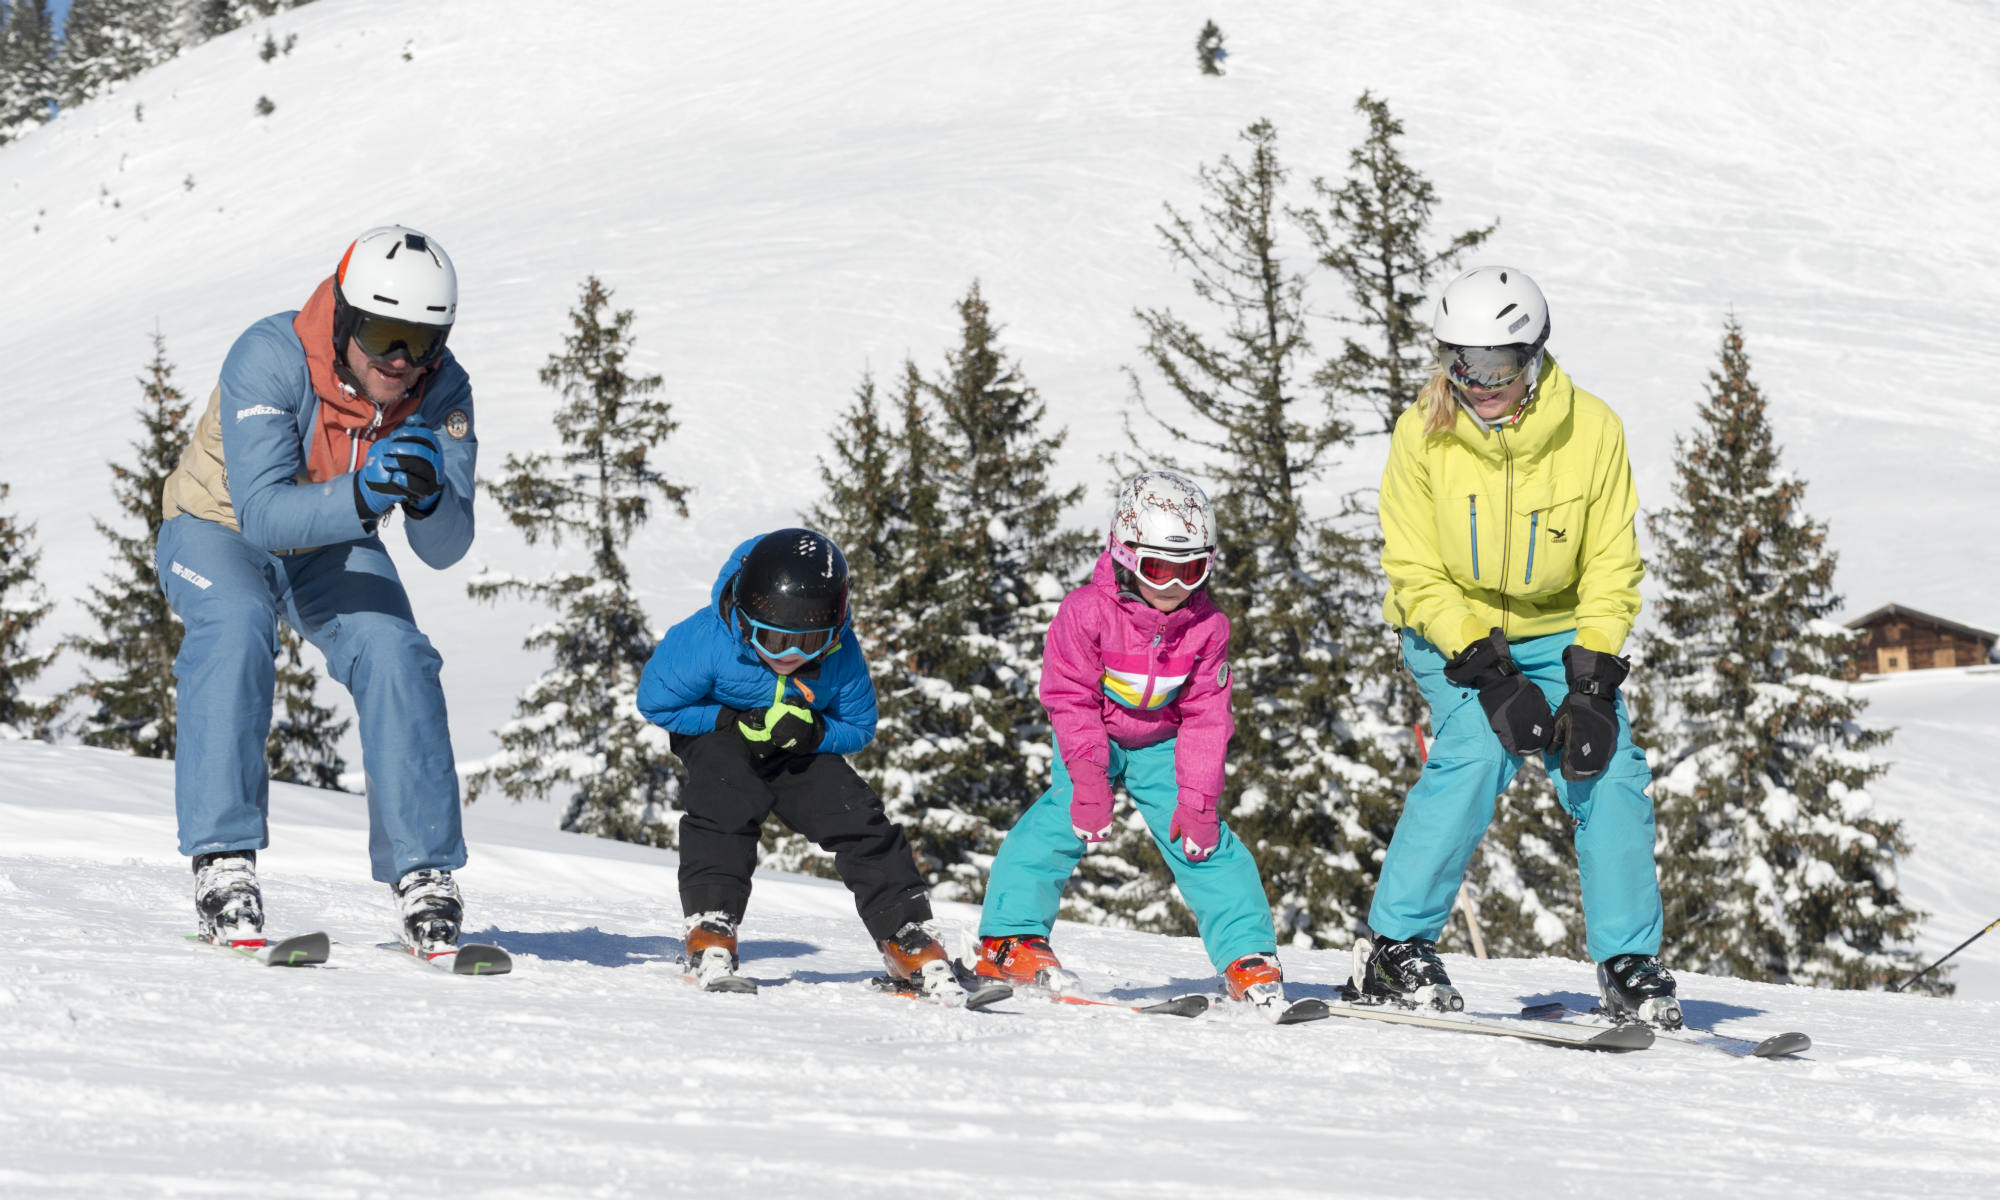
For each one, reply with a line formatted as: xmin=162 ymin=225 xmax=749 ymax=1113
xmin=3 ymin=740 xmax=1997 ymax=1198
xmin=3 ymin=0 xmax=1999 ymax=779
xmin=5 ymin=6 xmax=2000 ymax=1190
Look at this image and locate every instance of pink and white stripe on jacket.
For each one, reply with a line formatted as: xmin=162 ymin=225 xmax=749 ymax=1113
xmin=1040 ymin=552 xmax=1235 ymax=815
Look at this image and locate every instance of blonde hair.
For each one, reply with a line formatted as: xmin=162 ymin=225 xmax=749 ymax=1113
xmin=1417 ymin=364 xmax=1461 ymax=434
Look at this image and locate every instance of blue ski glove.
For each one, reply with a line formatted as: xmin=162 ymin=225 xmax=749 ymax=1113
xmin=353 ymin=427 xmax=445 ymax=519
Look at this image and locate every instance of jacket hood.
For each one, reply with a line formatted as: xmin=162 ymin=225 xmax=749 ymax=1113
xmin=1441 ymin=354 xmax=1577 ymax=464
xmin=293 ymin=275 xmax=432 ymax=483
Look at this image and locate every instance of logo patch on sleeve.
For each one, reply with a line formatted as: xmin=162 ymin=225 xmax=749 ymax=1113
xmin=1216 ymin=661 xmax=1230 ymax=688
xmin=444 ymin=409 xmax=471 ymax=440
xmin=234 ymin=404 xmax=285 ymax=421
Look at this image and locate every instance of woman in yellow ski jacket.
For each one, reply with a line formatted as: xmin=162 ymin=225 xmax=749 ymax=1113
xmin=1354 ymin=267 xmax=1680 ymax=1030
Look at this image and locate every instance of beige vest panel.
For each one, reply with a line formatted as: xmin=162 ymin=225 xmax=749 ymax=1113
xmin=160 ymin=386 xmax=240 ymax=532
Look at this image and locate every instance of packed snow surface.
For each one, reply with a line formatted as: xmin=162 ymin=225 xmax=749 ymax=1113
xmin=3 ymin=740 xmax=1998 ymax=1199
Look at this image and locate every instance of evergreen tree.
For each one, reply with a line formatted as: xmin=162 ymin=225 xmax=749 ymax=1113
xmin=1641 ymin=316 xmax=1934 ymax=991
xmin=1300 ymin=91 xmax=1495 ymax=437
xmin=1196 ymin=19 xmax=1226 ymax=76
xmin=806 ymin=290 xmax=1083 ymax=902
xmin=63 ymin=332 xmax=190 ymax=758
xmin=0 ymin=482 xmax=57 ymax=740
xmin=1127 ymin=118 xmax=1393 ymax=948
xmin=0 ymin=0 xmax=58 ymax=144
xmin=467 ymin=277 xmax=689 ymax=846
xmin=58 ymin=0 xmax=178 ymax=109
xmin=267 ymin=624 xmax=347 ymax=788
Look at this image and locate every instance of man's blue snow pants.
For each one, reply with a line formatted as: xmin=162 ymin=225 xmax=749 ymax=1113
xmin=156 ymin=515 xmax=465 ymax=884
xmin=1368 ymin=629 xmax=1662 ymax=964
xmin=979 ymin=737 xmax=1277 ymax=973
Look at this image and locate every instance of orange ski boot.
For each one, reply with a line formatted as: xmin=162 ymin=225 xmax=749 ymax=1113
xmin=976 ymin=934 xmax=1077 ymax=991
xmin=1223 ymin=952 xmax=1287 ymax=1014
xmin=880 ymin=922 xmax=965 ymax=1002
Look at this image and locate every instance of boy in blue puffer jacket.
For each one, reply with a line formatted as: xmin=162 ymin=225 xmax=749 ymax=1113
xmin=638 ymin=529 xmax=986 ymax=1004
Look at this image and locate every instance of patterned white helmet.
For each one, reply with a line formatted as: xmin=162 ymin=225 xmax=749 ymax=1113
xmin=1108 ymin=469 xmax=1216 ymax=572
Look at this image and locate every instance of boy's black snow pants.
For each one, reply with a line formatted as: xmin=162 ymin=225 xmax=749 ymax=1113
xmin=672 ymin=730 xmax=932 ymax=942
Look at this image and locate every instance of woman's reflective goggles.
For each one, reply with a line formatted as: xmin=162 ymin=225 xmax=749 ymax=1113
xmin=743 ymin=616 xmax=839 ymax=661
xmin=1136 ymin=550 xmax=1213 ymax=589
xmin=1441 ymin=342 xmax=1533 ymax=391
xmin=353 ymin=314 xmax=451 ymax=367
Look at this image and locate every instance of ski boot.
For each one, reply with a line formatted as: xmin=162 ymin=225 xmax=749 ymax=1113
xmin=681 ymin=913 xmax=756 ymax=994
xmin=392 ymin=868 xmax=463 ymax=957
xmin=975 ymin=934 xmax=1078 ymax=991
xmin=1223 ymin=953 xmax=1287 ymax=1013
xmin=1352 ymin=935 xmax=1464 ymax=1012
xmin=193 ymin=851 xmax=264 ymax=946
xmin=881 ymin=922 xmax=968 ymax=1003
xmin=1597 ymin=954 xmax=1682 ymax=1029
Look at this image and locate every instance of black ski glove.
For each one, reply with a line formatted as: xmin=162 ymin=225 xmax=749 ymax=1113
xmin=1443 ymin=628 xmax=1553 ymax=755
xmin=729 ymin=702 xmax=823 ymax=765
xmin=1550 ymin=645 xmax=1630 ymax=781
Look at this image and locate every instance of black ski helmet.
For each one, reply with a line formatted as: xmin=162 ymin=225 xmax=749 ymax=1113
xmin=731 ymin=528 xmax=850 ymax=635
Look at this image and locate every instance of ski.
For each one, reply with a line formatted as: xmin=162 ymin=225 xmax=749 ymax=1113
xmin=680 ymin=960 xmax=758 ymax=994
xmin=1319 ymin=993 xmax=1652 ymax=1051
xmin=1012 ymin=984 xmax=1210 ymax=1017
xmin=1271 ymin=996 xmax=1332 ymax=1025
xmin=185 ymin=931 xmax=329 ymax=967
xmin=1519 ymin=1002 xmax=1809 ymax=1058
xmin=869 ymin=974 xmax=1013 ymax=1011
xmin=374 ymin=940 xmax=513 ymax=976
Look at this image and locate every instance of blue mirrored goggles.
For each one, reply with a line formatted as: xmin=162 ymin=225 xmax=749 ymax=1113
xmin=741 ymin=614 xmax=840 ymax=661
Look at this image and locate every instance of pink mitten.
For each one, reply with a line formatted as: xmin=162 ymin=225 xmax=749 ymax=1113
xmin=1168 ymin=790 xmax=1220 ymax=863
xmin=1069 ymin=768 xmax=1116 ymax=844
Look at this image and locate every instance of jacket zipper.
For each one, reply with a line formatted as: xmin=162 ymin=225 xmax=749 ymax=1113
xmin=1524 ymin=511 xmax=1539 ymax=587
xmin=1467 ymin=495 xmax=1480 ymax=581
xmin=1497 ymin=429 xmax=1515 ymax=638
xmin=1137 ymin=620 xmax=1166 ymax=709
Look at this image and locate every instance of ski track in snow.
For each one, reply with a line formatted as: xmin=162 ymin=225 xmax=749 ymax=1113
xmin=4 ymin=741 xmax=1999 ymax=1198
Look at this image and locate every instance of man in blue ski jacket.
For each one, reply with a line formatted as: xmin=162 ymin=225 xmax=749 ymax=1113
xmin=158 ymin=225 xmax=477 ymax=957
xmin=637 ymin=529 xmax=979 ymax=1002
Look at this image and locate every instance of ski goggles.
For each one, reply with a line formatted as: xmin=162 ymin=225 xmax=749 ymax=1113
xmin=1134 ymin=548 xmax=1213 ymax=590
xmin=351 ymin=313 xmax=451 ymax=368
xmin=741 ymin=614 xmax=839 ymax=662
xmin=1440 ymin=342 xmax=1535 ymax=392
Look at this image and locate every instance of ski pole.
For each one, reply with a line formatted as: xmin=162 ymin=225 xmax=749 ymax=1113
xmin=1891 ymin=915 xmax=2000 ymax=992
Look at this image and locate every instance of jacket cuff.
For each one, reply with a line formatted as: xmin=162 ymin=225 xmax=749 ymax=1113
xmin=1572 ymin=626 xmax=1621 ymax=655
xmin=1174 ymin=787 xmax=1217 ymax=817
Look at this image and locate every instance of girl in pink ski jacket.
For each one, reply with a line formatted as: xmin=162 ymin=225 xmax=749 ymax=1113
xmin=974 ymin=471 xmax=1290 ymax=1014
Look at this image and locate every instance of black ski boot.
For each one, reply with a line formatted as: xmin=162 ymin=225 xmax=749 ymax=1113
xmin=393 ymin=868 xmax=463 ymax=956
xmin=1597 ymin=954 xmax=1682 ymax=1028
xmin=193 ymin=850 xmax=264 ymax=944
xmin=1351 ymin=935 xmax=1464 ymax=1012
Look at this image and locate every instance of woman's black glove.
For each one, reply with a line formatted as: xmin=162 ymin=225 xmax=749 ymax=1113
xmin=1550 ymin=645 xmax=1630 ymax=780
xmin=1443 ymin=628 xmax=1552 ymax=754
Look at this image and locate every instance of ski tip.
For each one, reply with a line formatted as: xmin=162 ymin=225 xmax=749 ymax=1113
xmin=1138 ymin=994 xmax=1211 ymax=1017
xmin=264 ymin=931 xmax=331 ymax=967
xmin=449 ymin=944 xmax=514 ymax=976
xmin=964 ymin=982 xmax=1014 ymax=1010
xmin=1274 ymin=997 xmax=1333 ymax=1025
xmin=1752 ymin=1031 xmax=1812 ymax=1058
xmin=1588 ymin=1023 xmax=1655 ymax=1051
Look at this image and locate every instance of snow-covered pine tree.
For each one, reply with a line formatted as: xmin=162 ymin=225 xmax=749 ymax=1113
xmin=1287 ymin=93 xmax=1574 ymax=959
xmin=58 ymin=0 xmax=178 ymax=109
xmin=267 ymin=624 xmax=346 ymax=788
xmin=1301 ymin=91 xmax=1495 ymax=437
xmin=1196 ymin=20 xmax=1226 ymax=76
xmin=1125 ymin=118 xmax=1391 ymax=949
xmin=0 ymin=482 xmax=57 ymax=740
xmin=0 ymin=0 xmax=59 ymax=145
xmin=63 ymin=332 xmax=189 ymax=757
xmin=466 ymin=277 xmax=688 ymax=846
xmin=1642 ymin=316 xmax=1934 ymax=991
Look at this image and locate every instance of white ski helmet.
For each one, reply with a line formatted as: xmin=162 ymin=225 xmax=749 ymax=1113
xmin=333 ymin=225 xmax=457 ymax=364
xmin=1107 ymin=469 xmax=1216 ymax=571
xmin=1431 ymin=266 xmax=1550 ymax=391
